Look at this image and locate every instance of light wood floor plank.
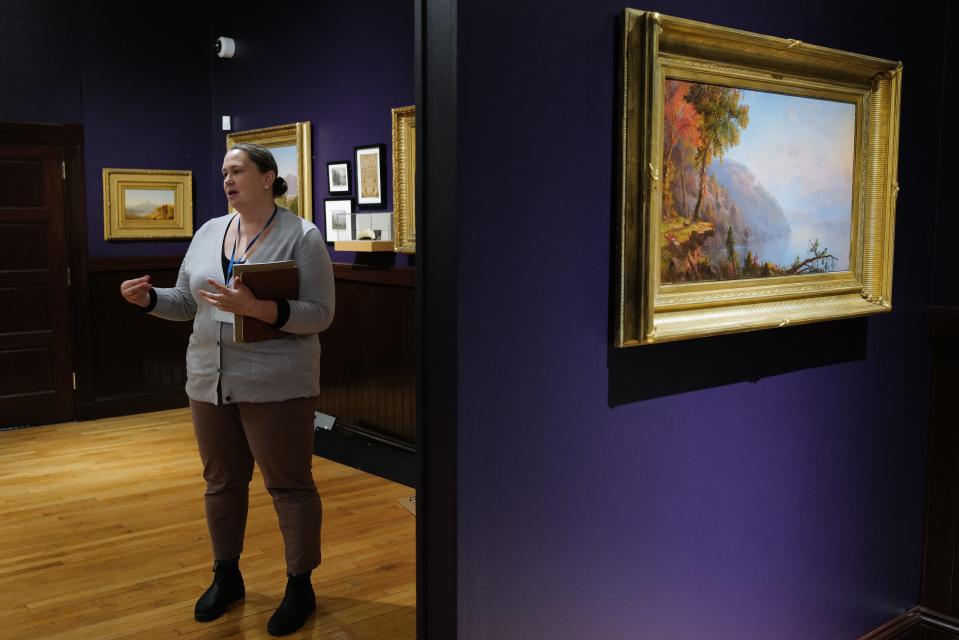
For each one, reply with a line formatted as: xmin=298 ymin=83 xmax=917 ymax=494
xmin=0 ymin=408 xmax=415 ymax=639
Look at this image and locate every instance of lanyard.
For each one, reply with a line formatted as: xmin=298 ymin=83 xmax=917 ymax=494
xmin=226 ymin=205 xmax=278 ymax=283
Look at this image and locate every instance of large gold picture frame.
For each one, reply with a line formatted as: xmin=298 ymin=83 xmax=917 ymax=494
xmin=226 ymin=122 xmax=312 ymax=221
xmin=614 ymin=10 xmax=901 ymax=347
xmin=392 ymin=105 xmax=416 ymax=253
xmin=102 ymin=169 xmax=193 ymax=241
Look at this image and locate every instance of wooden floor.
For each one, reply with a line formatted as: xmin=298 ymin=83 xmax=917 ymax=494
xmin=0 ymin=408 xmax=415 ymax=639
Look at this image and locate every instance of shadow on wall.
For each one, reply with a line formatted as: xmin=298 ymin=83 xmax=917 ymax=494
xmin=608 ymin=317 xmax=868 ymax=406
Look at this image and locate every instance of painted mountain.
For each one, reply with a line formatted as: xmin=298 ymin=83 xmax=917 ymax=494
xmin=708 ymin=160 xmax=789 ymax=241
xmin=124 ymin=200 xmax=175 ymax=221
xmin=125 ymin=201 xmax=163 ymax=217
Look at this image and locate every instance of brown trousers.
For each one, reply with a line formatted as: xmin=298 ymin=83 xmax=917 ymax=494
xmin=189 ymin=396 xmax=322 ymax=574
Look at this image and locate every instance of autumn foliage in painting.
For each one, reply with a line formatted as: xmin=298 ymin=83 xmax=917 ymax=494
xmin=660 ymin=80 xmax=837 ymax=282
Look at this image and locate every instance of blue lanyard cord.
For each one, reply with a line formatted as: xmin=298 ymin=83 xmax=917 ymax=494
xmin=226 ymin=205 xmax=278 ymax=283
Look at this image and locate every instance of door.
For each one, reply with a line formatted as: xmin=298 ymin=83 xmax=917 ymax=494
xmin=0 ymin=143 xmax=73 ymax=427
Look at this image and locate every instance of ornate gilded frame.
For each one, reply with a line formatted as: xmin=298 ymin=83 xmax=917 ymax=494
xmin=102 ymin=168 xmax=193 ymax=240
xmin=392 ymin=105 xmax=416 ymax=253
xmin=226 ymin=122 xmax=312 ymax=221
xmin=614 ymin=10 xmax=902 ymax=347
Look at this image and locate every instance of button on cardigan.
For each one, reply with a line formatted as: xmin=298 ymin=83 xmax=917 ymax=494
xmin=149 ymin=208 xmax=335 ymax=404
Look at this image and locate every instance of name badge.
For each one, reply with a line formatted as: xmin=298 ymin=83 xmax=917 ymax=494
xmin=212 ymin=307 xmax=235 ymax=324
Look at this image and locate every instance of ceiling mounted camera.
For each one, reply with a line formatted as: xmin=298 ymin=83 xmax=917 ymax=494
xmin=214 ymin=36 xmax=235 ymax=59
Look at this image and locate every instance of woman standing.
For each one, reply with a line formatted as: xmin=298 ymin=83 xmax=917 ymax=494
xmin=119 ymin=143 xmax=335 ymax=636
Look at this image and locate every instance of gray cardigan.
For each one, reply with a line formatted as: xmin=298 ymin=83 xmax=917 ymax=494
xmin=150 ymin=208 xmax=335 ymax=404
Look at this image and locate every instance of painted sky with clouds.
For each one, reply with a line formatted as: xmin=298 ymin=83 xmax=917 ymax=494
xmin=125 ymin=189 xmax=174 ymax=207
xmin=724 ymin=89 xmax=855 ymax=222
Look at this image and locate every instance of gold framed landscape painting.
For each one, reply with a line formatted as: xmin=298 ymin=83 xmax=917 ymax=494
xmin=226 ymin=122 xmax=312 ymax=221
xmin=392 ymin=105 xmax=416 ymax=253
xmin=102 ymin=169 xmax=193 ymax=240
xmin=614 ymin=10 xmax=902 ymax=347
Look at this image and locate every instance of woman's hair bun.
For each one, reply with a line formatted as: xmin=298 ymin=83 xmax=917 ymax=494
xmin=273 ymin=175 xmax=288 ymax=197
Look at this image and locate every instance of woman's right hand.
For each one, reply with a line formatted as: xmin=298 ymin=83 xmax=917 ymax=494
xmin=120 ymin=275 xmax=153 ymax=308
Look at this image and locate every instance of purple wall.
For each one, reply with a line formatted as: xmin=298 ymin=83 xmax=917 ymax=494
xmin=79 ymin=2 xmax=214 ymax=258
xmin=456 ymin=2 xmax=941 ymax=638
xmin=1 ymin=1 xmax=413 ymax=263
xmin=210 ymin=1 xmax=414 ymax=267
xmin=0 ymin=1 xmax=82 ymax=124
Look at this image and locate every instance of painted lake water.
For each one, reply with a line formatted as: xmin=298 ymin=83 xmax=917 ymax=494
xmin=705 ymin=221 xmax=851 ymax=273
xmin=750 ymin=221 xmax=850 ymax=272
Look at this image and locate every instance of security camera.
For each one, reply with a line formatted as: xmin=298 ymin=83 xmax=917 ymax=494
xmin=214 ymin=36 xmax=235 ymax=59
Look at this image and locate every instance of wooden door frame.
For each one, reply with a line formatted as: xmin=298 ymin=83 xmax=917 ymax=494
xmin=416 ymin=1 xmax=458 ymax=637
xmin=0 ymin=123 xmax=91 ymax=423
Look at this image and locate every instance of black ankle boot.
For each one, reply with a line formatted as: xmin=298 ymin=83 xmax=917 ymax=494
xmin=267 ymin=572 xmax=316 ymax=636
xmin=194 ymin=558 xmax=245 ymax=622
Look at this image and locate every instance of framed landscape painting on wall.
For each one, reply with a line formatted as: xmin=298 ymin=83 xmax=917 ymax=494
xmin=102 ymin=168 xmax=193 ymax=240
xmin=613 ymin=10 xmax=902 ymax=347
xmin=226 ymin=122 xmax=312 ymax=221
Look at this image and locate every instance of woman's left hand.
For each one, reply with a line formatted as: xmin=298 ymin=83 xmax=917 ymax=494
xmin=199 ymin=277 xmax=258 ymax=316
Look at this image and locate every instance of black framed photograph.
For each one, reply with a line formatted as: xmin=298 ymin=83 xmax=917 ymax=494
xmin=327 ymin=160 xmax=351 ymax=195
xmin=354 ymin=144 xmax=387 ymax=208
xmin=323 ymin=197 xmax=355 ymax=243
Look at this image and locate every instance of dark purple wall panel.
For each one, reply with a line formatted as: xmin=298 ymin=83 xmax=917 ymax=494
xmin=79 ymin=2 xmax=214 ymax=258
xmin=455 ymin=1 xmax=940 ymax=638
xmin=0 ymin=1 xmax=83 ymax=124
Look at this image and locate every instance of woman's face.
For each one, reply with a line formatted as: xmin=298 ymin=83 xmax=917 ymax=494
xmin=221 ymin=149 xmax=274 ymax=210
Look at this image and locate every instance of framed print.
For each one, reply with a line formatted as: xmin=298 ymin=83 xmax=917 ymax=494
xmin=354 ymin=144 xmax=386 ymax=208
xmin=392 ymin=105 xmax=416 ymax=253
xmin=613 ymin=10 xmax=901 ymax=347
xmin=102 ymin=169 xmax=193 ymax=240
xmin=324 ymin=197 xmax=355 ymax=242
xmin=226 ymin=122 xmax=312 ymax=221
xmin=327 ymin=160 xmax=352 ymax=195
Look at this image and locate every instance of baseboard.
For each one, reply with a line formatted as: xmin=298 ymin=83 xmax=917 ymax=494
xmin=313 ymin=423 xmax=415 ymax=488
xmin=86 ymin=391 xmax=189 ymax=420
xmin=861 ymin=608 xmax=922 ymax=640
xmin=919 ymin=607 xmax=959 ymax=637
xmin=861 ymin=607 xmax=959 ymax=640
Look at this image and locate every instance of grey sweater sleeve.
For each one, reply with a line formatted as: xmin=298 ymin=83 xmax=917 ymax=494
xmin=150 ymin=254 xmax=198 ymax=321
xmin=281 ymin=226 xmax=335 ymax=333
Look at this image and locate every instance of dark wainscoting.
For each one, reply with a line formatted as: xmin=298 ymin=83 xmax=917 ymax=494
xmin=922 ymin=306 xmax=959 ymax=616
xmin=80 ymin=257 xmax=190 ymax=419
xmin=318 ymin=264 xmax=416 ymax=446
xmin=80 ymin=258 xmax=416 ymax=449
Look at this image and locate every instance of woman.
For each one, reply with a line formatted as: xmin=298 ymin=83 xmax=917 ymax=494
xmin=119 ymin=143 xmax=335 ymax=636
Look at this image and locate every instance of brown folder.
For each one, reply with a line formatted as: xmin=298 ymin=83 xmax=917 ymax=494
xmin=232 ymin=260 xmax=298 ymax=343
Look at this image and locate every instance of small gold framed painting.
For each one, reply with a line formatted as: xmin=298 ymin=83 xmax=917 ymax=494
xmin=102 ymin=169 xmax=194 ymax=241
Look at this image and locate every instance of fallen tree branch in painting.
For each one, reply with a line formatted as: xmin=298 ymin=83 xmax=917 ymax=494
xmin=783 ymin=239 xmax=837 ymax=275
